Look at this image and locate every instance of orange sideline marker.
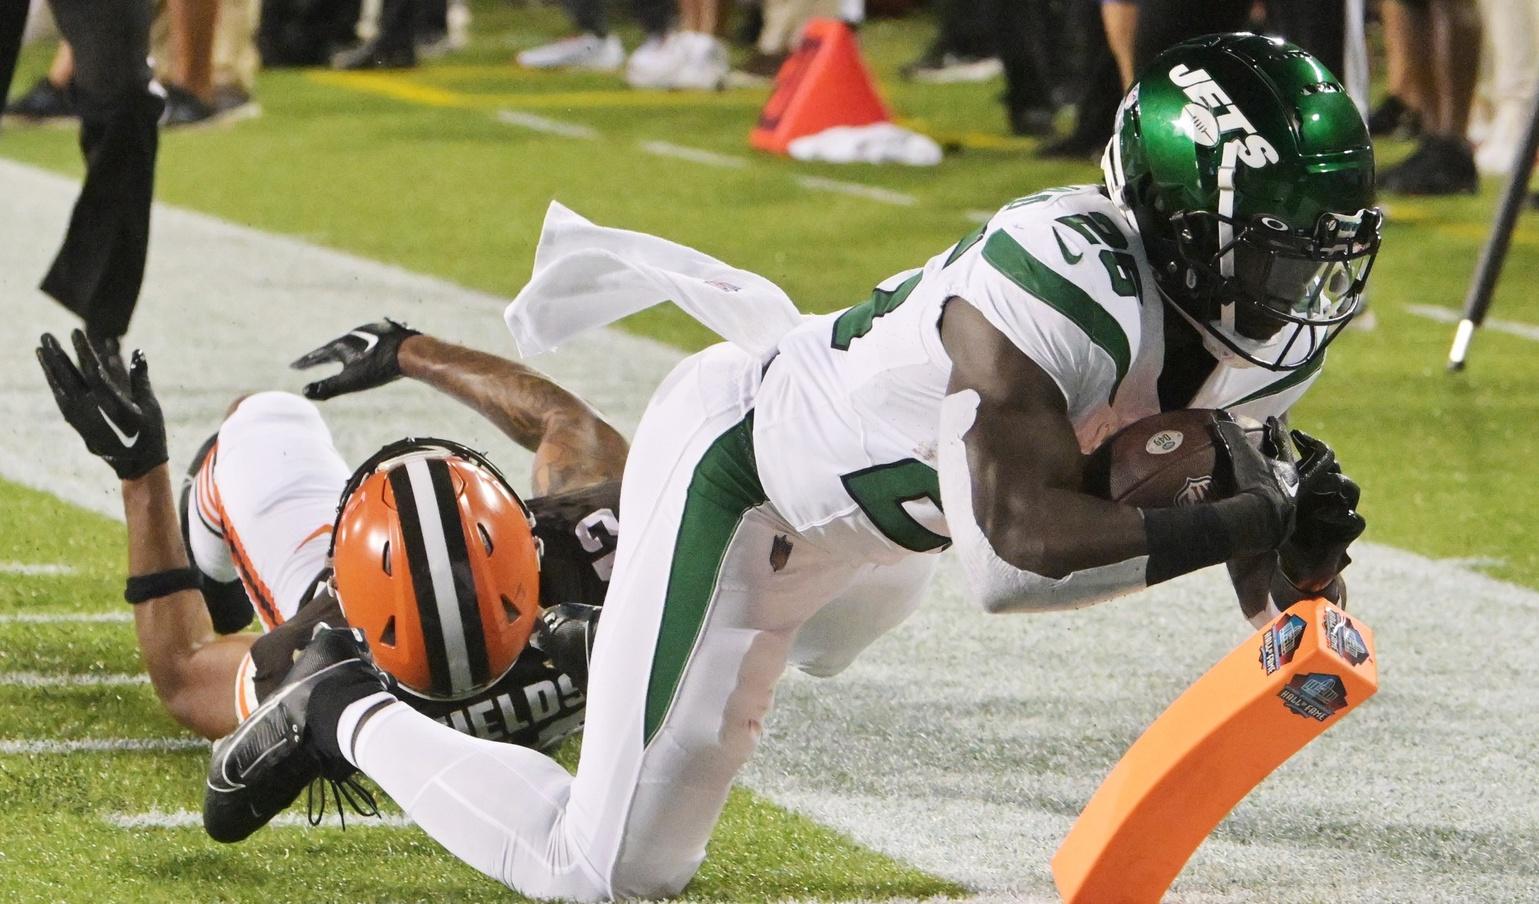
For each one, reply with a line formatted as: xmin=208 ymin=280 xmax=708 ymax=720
xmin=1052 ymin=598 xmax=1378 ymax=903
xmin=749 ymin=18 xmax=889 ymax=155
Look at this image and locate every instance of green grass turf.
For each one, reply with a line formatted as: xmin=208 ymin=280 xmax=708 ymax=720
xmin=4 ymin=4 xmax=1539 ymax=900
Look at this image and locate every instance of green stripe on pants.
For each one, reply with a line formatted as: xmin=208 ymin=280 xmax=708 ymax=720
xmin=644 ymin=413 xmax=767 ymax=746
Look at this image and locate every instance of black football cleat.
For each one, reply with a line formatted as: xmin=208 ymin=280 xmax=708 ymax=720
xmin=204 ymin=627 xmax=386 ymax=842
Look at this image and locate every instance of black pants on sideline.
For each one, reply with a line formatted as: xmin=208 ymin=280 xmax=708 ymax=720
xmin=1133 ymin=0 xmax=1250 ymax=72
xmin=564 ymin=0 xmax=674 ymax=39
xmin=1 ymin=0 xmax=162 ymax=340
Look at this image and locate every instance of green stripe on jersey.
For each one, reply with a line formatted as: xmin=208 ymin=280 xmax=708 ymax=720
xmin=644 ymin=414 xmax=767 ymax=746
xmin=1230 ymin=351 xmax=1325 ymax=407
xmin=981 ymin=230 xmax=1131 ymax=400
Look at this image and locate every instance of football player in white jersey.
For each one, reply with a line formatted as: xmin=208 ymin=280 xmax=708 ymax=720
xmin=207 ymin=34 xmax=1375 ymax=899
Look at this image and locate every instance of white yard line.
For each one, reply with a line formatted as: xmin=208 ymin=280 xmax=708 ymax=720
xmin=793 ymin=174 xmax=918 ymax=207
xmin=0 ymin=672 xmax=147 ymax=687
xmin=0 ymin=738 xmax=206 ymax=755
xmin=1404 ymin=302 xmax=1539 ymax=343
xmin=963 ymin=209 xmax=995 ymax=224
xmin=0 ymin=611 xmax=132 ymax=624
xmin=0 ymin=561 xmax=77 ymax=576
xmin=105 ymin=809 xmax=417 ymax=830
xmin=494 ymin=109 xmax=600 ymax=140
xmin=638 ymin=140 xmax=749 ymax=169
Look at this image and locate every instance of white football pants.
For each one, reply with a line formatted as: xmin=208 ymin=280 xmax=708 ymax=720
xmin=344 ymin=344 xmax=934 ymax=900
xmin=184 ymin=391 xmax=350 ymax=629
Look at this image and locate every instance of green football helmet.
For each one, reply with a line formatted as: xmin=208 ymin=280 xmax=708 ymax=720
xmin=1102 ymin=33 xmax=1383 ymax=371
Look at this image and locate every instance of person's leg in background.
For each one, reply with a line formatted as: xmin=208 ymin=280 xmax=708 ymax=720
xmin=333 ymin=0 xmax=418 ymax=69
xmin=1265 ymin=0 xmax=1345 ymax=81
xmin=1370 ymin=0 xmax=1431 ymax=135
xmin=1101 ymin=0 xmax=1137 ymax=89
xmin=516 ymin=0 xmax=625 ymax=70
xmin=993 ymin=0 xmax=1054 ymax=136
xmin=209 ymin=0 xmax=261 ymax=112
xmin=1040 ymin=0 xmax=1123 ymax=160
xmin=1380 ymin=0 xmax=1482 ymax=194
xmin=1132 ymin=0 xmax=1248 ymax=71
xmin=1474 ymin=0 xmax=1539 ymax=175
xmin=0 ymin=0 xmax=25 ymax=111
xmin=902 ymin=0 xmax=1000 ymax=83
xmin=38 ymin=0 xmax=163 ymax=370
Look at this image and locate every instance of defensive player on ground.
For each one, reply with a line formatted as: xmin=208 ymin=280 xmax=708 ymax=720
xmin=34 ymin=320 xmax=628 ymax=836
xmin=208 ymin=34 xmax=1373 ymax=899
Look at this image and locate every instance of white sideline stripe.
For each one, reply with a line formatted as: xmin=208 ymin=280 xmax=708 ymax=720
xmin=0 ymin=611 xmax=132 ymax=623
xmin=1405 ymin=303 xmax=1539 ymax=342
xmin=1438 ymin=555 xmax=1508 ymax=569
xmin=638 ymin=140 xmax=749 ymax=169
xmin=494 ymin=109 xmax=599 ymax=140
xmin=793 ymin=175 xmax=918 ymax=207
xmin=0 ymin=672 xmax=147 ymax=687
xmin=106 ymin=809 xmax=415 ymax=830
xmin=0 ymin=561 xmax=77 ymax=576
xmin=0 ymin=738 xmax=207 ymax=754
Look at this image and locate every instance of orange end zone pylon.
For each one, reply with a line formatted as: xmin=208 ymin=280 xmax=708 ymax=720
xmin=749 ymin=18 xmax=889 ymax=155
xmin=1052 ymin=598 xmax=1378 ymax=903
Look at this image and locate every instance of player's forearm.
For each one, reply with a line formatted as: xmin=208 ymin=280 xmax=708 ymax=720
xmin=399 ymin=336 xmax=620 ymax=450
xmin=121 ymin=466 xmax=242 ymax=737
xmin=399 ymin=335 xmax=628 ymax=493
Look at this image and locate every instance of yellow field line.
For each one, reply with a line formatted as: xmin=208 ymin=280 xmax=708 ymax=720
xmin=307 ymin=69 xmax=763 ymax=110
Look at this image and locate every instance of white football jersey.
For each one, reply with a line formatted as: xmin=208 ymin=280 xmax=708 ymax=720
xmin=753 ymin=185 xmax=1326 ymax=563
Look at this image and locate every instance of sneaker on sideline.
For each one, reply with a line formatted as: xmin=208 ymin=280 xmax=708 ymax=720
xmin=4 ymin=78 xmax=76 ymax=121
xmin=518 ymin=33 xmax=624 ymax=71
xmin=904 ymin=53 xmax=1003 ymax=85
xmin=667 ymin=32 xmax=728 ymax=91
xmin=626 ymin=33 xmax=683 ymax=89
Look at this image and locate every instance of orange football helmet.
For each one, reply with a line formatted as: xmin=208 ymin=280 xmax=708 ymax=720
xmin=330 ymin=438 xmax=540 ymax=699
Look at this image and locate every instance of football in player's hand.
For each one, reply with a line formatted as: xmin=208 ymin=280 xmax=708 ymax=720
xmin=1086 ymin=409 xmax=1260 ymax=508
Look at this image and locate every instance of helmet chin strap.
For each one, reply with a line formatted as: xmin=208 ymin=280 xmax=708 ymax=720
xmin=1159 ymin=286 xmax=1259 ymax=369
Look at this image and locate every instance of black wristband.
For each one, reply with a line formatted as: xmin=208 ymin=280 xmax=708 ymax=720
xmin=1142 ymin=504 xmax=1235 ymax=585
xmin=124 ymin=568 xmax=202 ymax=604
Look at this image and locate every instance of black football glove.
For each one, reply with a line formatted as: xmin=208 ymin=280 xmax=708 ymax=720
xmin=531 ymin=603 xmax=602 ymax=692
xmin=1212 ymin=414 xmax=1299 ymax=554
xmin=36 ymin=330 xmax=168 ymax=481
xmin=1277 ymin=429 xmax=1365 ymax=592
xmin=290 ymin=319 xmax=421 ymax=401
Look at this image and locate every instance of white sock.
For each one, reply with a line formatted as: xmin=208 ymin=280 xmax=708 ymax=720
xmin=335 ymin=691 xmax=396 ymax=767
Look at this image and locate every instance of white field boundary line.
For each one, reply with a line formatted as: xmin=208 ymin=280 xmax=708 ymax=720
xmin=0 ymin=561 xmax=77 ymax=576
xmin=793 ymin=175 xmax=918 ymax=207
xmin=494 ymin=109 xmax=600 ymax=140
xmin=0 ymin=611 xmax=132 ymax=623
xmin=0 ymin=738 xmax=206 ymax=754
xmin=1405 ymin=302 xmax=1539 ymax=342
xmin=106 ymin=809 xmax=416 ymax=829
xmin=0 ymin=672 xmax=148 ymax=687
xmin=493 ymin=110 xmax=928 ymax=211
xmin=638 ymin=140 xmax=748 ymax=169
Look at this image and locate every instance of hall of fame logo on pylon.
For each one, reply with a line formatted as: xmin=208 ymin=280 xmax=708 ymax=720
xmin=1259 ymin=613 xmax=1306 ymax=675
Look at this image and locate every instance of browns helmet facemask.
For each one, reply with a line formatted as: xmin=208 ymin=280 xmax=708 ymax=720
xmin=330 ymin=438 xmax=540 ymax=699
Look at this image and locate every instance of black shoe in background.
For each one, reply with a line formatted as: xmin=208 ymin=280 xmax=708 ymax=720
xmin=5 ymin=78 xmax=76 ymax=120
xmin=331 ymin=39 xmax=417 ymax=70
xmin=1039 ymin=128 xmax=1107 ymax=160
xmin=1367 ymin=95 xmax=1420 ymax=138
xmin=1008 ymin=105 xmax=1056 ymax=138
xmin=160 ymin=83 xmax=218 ymax=128
xmin=1379 ymin=135 xmax=1479 ymax=195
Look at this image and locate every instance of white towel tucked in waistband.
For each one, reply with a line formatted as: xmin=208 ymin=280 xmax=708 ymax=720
xmin=505 ymin=202 xmax=806 ymax=360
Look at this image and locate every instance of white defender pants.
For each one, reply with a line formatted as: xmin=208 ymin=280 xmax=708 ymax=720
xmin=347 ymin=343 xmax=934 ymax=900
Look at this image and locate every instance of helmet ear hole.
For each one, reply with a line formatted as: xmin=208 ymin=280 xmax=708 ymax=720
xmin=380 ymin=541 xmax=392 ymax=576
xmin=380 ymin=616 xmax=397 ymax=647
xmin=500 ymin=595 xmax=520 ymax=625
xmin=477 ymin=523 xmax=494 ymax=556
